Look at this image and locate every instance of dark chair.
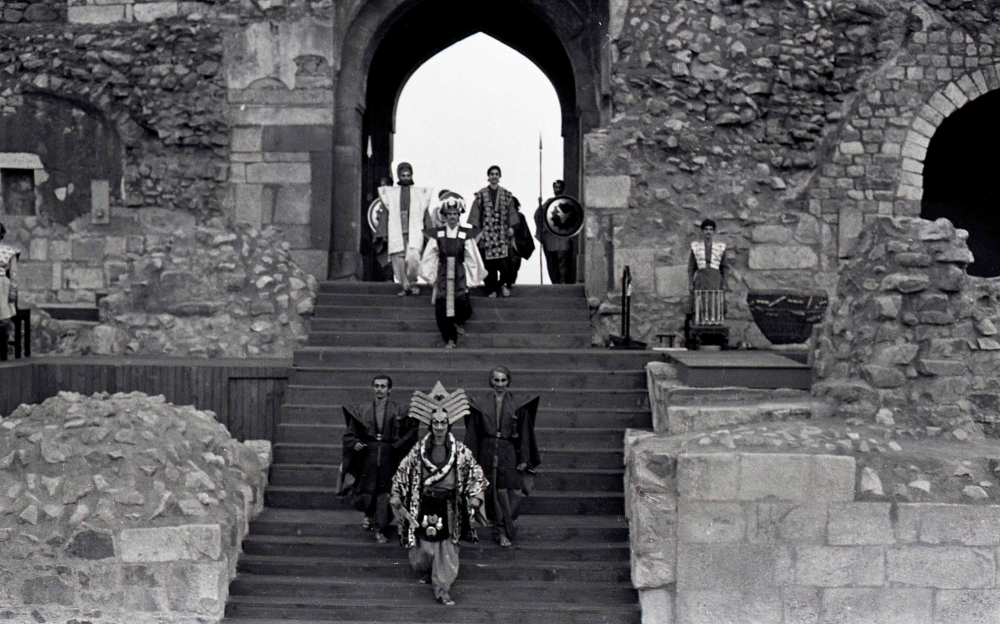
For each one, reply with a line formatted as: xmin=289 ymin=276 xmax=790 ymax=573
xmin=0 ymin=308 xmax=30 ymax=361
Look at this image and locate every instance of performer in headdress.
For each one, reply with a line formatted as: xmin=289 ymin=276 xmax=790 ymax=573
xmin=338 ymin=374 xmax=419 ymax=543
xmin=464 ymin=366 xmax=540 ymax=548
xmin=376 ymin=162 xmax=436 ymax=296
xmin=390 ymin=383 xmax=488 ymax=606
xmin=687 ymin=218 xmax=728 ymax=324
xmin=468 ymin=165 xmax=520 ymax=297
xmin=419 ymin=193 xmax=486 ymax=349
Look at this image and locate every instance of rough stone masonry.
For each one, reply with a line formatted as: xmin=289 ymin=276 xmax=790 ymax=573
xmin=0 ymin=391 xmax=271 ymax=623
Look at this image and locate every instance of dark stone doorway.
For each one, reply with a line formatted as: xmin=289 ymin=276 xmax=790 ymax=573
xmin=922 ymin=89 xmax=1000 ymax=277
xmin=334 ymin=0 xmax=609 ymax=280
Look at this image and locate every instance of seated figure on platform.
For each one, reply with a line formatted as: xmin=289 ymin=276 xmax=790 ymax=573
xmin=390 ymin=383 xmax=488 ymax=606
xmin=0 ymin=222 xmax=20 ymax=354
xmin=338 ymin=374 xmax=420 ymax=543
xmin=688 ymin=218 xmax=727 ymax=327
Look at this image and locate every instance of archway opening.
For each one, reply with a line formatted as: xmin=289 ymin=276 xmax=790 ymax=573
xmin=387 ymin=33 xmax=564 ymax=285
xmin=922 ymin=89 xmax=1000 ymax=277
xmin=335 ymin=0 xmax=608 ymax=281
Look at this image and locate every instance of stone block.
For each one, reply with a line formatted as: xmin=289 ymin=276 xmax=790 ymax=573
xmin=22 ymin=575 xmax=75 ymax=606
xmin=49 ymin=240 xmax=72 ymax=261
xmin=887 ymin=546 xmax=994 ymax=588
xmin=821 ymin=588 xmax=932 ymax=624
xmin=166 ymin=563 xmax=225 ymax=614
xmin=25 ymin=239 xmax=47 ymax=263
xmin=795 ymin=546 xmax=885 ymax=586
xmin=230 ymin=106 xmax=334 ymax=126
xmin=655 ymin=265 xmax=689 ymax=297
xmin=232 ymin=184 xmax=263 ymax=228
xmin=273 ymin=184 xmax=312 ymax=225
xmin=584 ymin=175 xmax=631 ymax=209
xmin=118 ymin=524 xmax=222 ymax=563
xmin=105 ymin=236 xmax=128 ymax=258
xmin=231 ymin=127 xmax=263 ymax=153
xmin=224 ymin=20 xmax=335 ymax=91
xmin=828 ymin=503 xmax=895 ymax=545
xmin=245 ymin=162 xmax=311 ymax=184
xmin=68 ymin=5 xmax=126 ymax=23
xmin=274 ymin=225 xmax=312 ymax=249
xmin=65 ymin=266 xmax=104 ymax=290
xmin=309 ymin=151 xmax=333 ymax=249
xmin=677 ymin=543 xmax=777 ymax=590
xmin=748 ymin=245 xmax=817 ymax=269
xmin=811 ymin=455 xmax=857 ymax=502
xmin=752 ymin=503 xmax=827 ymax=544
xmin=838 ymin=207 xmax=864 ymax=258
xmin=290 ymin=249 xmax=327 ymax=280
xmin=739 ymin=454 xmax=811 ymax=501
xmin=262 ymin=125 xmax=334 ymax=152
xmin=677 ymin=501 xmax=746 ymax=543
xmin=631 ymin=494 xmax=676 ymax=557
xmin=633 ymin=548 xmax=677 ymax=589
xmin=917 ymin=504 xmax=1000 ymax=545
xmin=73 ymin=238 xmax=106 ymax=261
xmin=639 ymin=588 xmax=674 ymax=624
xmin=677 ymin=454 xmax=738 ymax=501
xmin=677 ymin=589 xmax=782 ymax=624
xmin=133 ymin=2 xmax=177 ymax=22
xmin=935 ymin=590 xmax=1000 ymax=624
xmin=752 ymin=225 xmax=792 ymax=244
xmin=614 ymin=248 xmax=655 ymax=294
xmin=66 ymin=529 xmax=115 ymax=559
xmin=782 ymin=586 xmax=821 ymax=624
xmin=18 ymin=262 xmax=52 ymax=291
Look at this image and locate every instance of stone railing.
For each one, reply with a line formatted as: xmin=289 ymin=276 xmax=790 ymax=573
xmin=625 ymin=433 xmax=1000 ymax=624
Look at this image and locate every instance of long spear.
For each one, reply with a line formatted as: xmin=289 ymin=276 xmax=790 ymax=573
xmin=538 ymin=133 xmax=544 ymax=285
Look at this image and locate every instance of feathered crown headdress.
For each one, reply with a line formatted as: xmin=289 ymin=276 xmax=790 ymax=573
xmin=409 ymin=381 xmax=471 ymax=426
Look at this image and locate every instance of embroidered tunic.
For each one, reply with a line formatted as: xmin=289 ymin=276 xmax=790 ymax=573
xmin=391 ymin=433 xmax=488 ymax=548
xmin=688 ymin=240 xmax=727 ymax=291
xmin=469 ymin=186 xmax=518 ymax=261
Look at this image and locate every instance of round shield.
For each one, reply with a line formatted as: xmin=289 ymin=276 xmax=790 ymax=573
xmin=367 ymin=198 xmax=385 ymax=233
xmin=543 ymin=195 xmax=584 ymax=238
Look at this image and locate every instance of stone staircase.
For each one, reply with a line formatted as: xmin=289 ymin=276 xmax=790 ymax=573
xmin=223 ymin=282 xmax=663 ymax=623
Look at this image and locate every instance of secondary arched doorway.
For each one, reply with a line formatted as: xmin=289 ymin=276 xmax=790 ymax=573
xmin=332 ymin=0 xmax=609 ymax=280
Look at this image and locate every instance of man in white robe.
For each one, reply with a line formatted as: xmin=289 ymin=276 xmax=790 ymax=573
xmin=377 ymin=162 xmax=435 ymax=296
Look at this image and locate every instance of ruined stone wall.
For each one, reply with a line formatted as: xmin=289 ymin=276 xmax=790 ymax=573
xmin=814 ymin=216 xmax=1000 ymax=434
xmin=0 ymin=391 xmax=271 ymax=623
xmin=589 ymin=0 xmax=1000 ymax=347
xmin=625 ymin=433 xmax=1000 ymax=624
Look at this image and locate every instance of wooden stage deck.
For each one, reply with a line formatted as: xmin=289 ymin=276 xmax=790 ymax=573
xmin=665 ymin=350 xmax=812 ymax=389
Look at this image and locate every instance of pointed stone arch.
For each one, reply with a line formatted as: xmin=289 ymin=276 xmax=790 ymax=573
xmin=330 ymin=0 xmax=609 ymax=279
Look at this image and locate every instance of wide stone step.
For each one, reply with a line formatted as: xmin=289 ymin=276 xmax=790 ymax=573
xmin=272 ymin=443 xmax=626 ymax=469
xmin=313 ymin=305 xmax=590 ymax=322
xmin=229 ymin=575 xmax=637 ymax=604
xmin=275 ymin=424 xmax=624 ymax=449
xmin=318 ymin=282 xmax=586 ymax=298
xmin=315 ymin=293 xmax=589 ymax=309
xmin=291 ymin=368 xmax=648 ymax=390
xmin=248 ymin=509 xmax=629 ymax=542
xmin=664 ymin=399 xmax=834 ymax=434
xmin=310 ymin=318 xmax=592 ymax=334
xmin=293 ymin=347 xmax=664 ymax=370
xmin=269 ymin=464 xmax=625 ymax=492
xmin=264 ymin=487 xmax=624 ymax=515
xmin=236 ymin=554 xmax=631 ymax=583
xmin=280 ymin=404 xmax=653 ymax=428
xmin=223 ymin=595 xmax=640 ymax=624
xmin=241 ymin=535 xmax=630 ymax=562
xmin=306 ymin=331 xmax=590 ymax=349
xmin=663 ymin=385 xmax=816 ymax=406
xmin=284 ymin=386 xmax=649 ymax=410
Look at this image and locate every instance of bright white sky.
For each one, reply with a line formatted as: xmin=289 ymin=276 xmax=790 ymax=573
xmin=393 ymin=33 xmax=564 ymax=285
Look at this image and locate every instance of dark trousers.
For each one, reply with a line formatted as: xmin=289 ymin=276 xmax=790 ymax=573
xmin=435 ymin=294 xmax=472 ymax=342
xmin=483 ymin=257 xmax=512 ymax=294
xmin=544 ymin=250 xmax=576 ymax=284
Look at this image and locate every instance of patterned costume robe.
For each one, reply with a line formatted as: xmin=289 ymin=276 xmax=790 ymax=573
xmin=468 ymin=185 xmax=517 ymax=261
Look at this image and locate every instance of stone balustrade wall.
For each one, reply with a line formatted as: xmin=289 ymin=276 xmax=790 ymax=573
xmin=625 ymin=432 xmax=1000 ymax=624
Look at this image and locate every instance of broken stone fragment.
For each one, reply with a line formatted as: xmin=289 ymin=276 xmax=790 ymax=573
xmin=861 ymin=467 xmax=884 ymax=496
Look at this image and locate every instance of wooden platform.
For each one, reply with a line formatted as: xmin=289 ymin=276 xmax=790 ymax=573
xmin=666 ymin=350 xmax=812 ymax=389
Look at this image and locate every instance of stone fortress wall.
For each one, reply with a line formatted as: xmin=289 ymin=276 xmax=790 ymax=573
xmin=0 ymin=0 xmax=998 ymax=357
